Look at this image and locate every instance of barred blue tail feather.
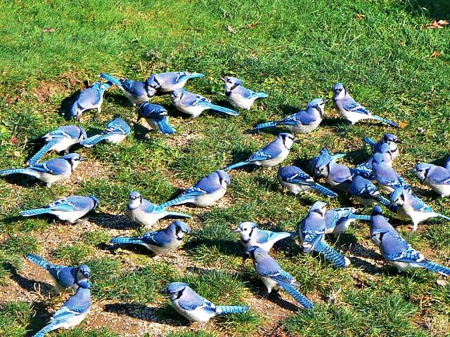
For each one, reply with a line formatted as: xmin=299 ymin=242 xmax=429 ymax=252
xmin=310 ymin=183 xmax=338 ymax=198
xmin=159 ymin=195 xmax=194 ymax=208
xmin=316 ymin=242 xmax=350 ymax=268
xmin=157 ymin=118 xmax=175 ymax=135
xmin=422 ymin=261 xmax=450 ymax=276
xmin=348 ymin=214 xmax=371 ymax=221
xmin=26 ymin=253 xmax=51 ymax=269
xmin=279 ymin=283 xmax=313 ymax=309
xmin=372 ymin=115 xmax=399 ymax=128
xmin=223 ymin=161 xmax=249 ymax=172
xmin=436 ymin=213 xmax=450 ymax=222
xmin=28 ymin=142 xmax=55 ymax=165
xmin=20 ymin=208 xmax=52 ymax=217
xmin=377 ymin=195 xmax=392 ymax=207
xmin=216 ymin=305 xmax=249 ymax=315
xmin=254 ymin=92 xmax=269 ymax=99
xmin=254 ymin=121 xmax=278 ymax=131
xmin=179 ymin=73 xmax=204 ymax=82
xmin=80 ymin=134 xmax=109 ymax=147
xmin=363 ymin=137 xmax=376 ymax=146
xmin=0 ymin=168 xmax=39 ymax=178
xmin=207 ymin=103 xmax=239 ymax=116
xmin=100 ymin=73 xmax=122 ymax=87
xmin=110 ymin=237 xmax=142 ymax=245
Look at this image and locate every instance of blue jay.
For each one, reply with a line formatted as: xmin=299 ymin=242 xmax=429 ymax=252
xmin=349 ymin=175 xmax=391 ymax=208
xmin=33 ymin=281 xmax=91 ymax=337
xmin=371 ymin=153 xmax=410 ymax=193
xmin=299 ymin=201 xmax=351 ymax=268
xmin=254 ymin=98 xmax=326 ymax=134
xmin=310 ymin=148 xmax=352 ymax=192
xmin=412 ymin=163 xmax=450 ymax=197
xmin=110 ymin=221 xmax=191 ymax=255
xmin=0 ymin=153 xmax=86 ymax=187
xmin=325 ymin=207 xmax=371 ymax=235
xmin=138 ymin=102 xmax=175 ymax=135
xmin=126 ymin=191 xmax=190 ymax=229
xmin=25 ymin=254 xmax=90 ymax=293
xmin=353 ymin=143 xmax=394 ymax=180
xmin=445 ymin=157 xmax=450 ymax=171
xmin=146 ymin=71 xmax=204 ymax=94
xmin=244 ymin=246 xmax=313 ymax=309
xmin=80 ymin=117 xmax=131 ymax=147
xmin=166 ymin=282 xmax=248 ymax=323
xmin=370 ymin=207 xmax=450 ymax=276
xmin=100 ymin=72 xmax=156 ymax=105
xmin=234 ymin=222 xmax=294 ymax=252
xmin=221 ymin=76 xmax=268 ymax=110
xmin=28 ymin=125 xmax=87 ymax=165
xmin=277 ymin=165 xmax=338 ymax=198
xmin=369 ymin=205 xmax=400 ymax=246
xmin=161 ymin=170 xmax=231 ymax=208
xmin=170 ymin=88 xmax=239 ymax=118
xmin=332 ymin=83 xmax=398 ymax=127
xmin=70 ymin=81 xmax=111 ymax=120
xmin=389 ymin=187 xmax=450 ymax=232
xmin=20 ymin=195 xmax=99 ymax=224
xmin=363 ymin=133 xmax=401 ymax=161
xmin=224 ymin=133 xmax=296 ymax=171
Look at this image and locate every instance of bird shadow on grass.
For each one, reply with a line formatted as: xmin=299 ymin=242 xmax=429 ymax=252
xmin=405 ymin=0 xmax=450 ymax=18
xmin=59 ymin=90 xmax=80 ymax=120
xmin=184 ymin=236 xmax=242 ymax=257
xmin=89 ymin=213 xmax=137 ymax=230
xmin=8 ymin=264 xmax=55 ymax=297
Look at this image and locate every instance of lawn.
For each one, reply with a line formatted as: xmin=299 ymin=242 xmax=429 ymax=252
xmin=0 ymin=0 xmax=449 ymax=336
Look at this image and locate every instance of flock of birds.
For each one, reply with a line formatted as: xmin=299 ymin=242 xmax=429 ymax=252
xmin=1 ymin=70 xmax=450 ymax=335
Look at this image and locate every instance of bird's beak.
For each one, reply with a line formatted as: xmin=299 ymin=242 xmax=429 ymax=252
xmin=233 ymin=228 xmax=241 ymax=233
xmin=293 ymin=139 xmax=301 ymax=144
xmin=396 ymin=139 xmax=402 ymax=143
xmin=79 ymin=156 xmax=87 ymax=161
xmin=323 ymin=99 xmax=329 ymax=104
xmin=220 ymin=77 xmax=227 ymax=82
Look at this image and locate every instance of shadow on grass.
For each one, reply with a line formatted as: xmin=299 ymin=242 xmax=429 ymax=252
xmin=89 ymin=213 xmax=137 ymax=230
xmin=405 ymin=0 xmax=450 ymax=19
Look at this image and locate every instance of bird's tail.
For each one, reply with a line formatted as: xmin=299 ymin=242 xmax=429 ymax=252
xmin=362 ymin=137 xmax=376 ymax=147
xmin=27 ymin=142 xmax=56 ymax=165
xmin=253 ymin=92 xmax=269 ymax=99
xmin=100 ymin=73 xmax=123 ymax=87
xmin=348 ymin=214 xmax=371 ymax=221
xmin=26 ymin=253 xmax=51 ymax=270
xmin=370 ymin=115 xmax=399 ymax=128
xmin=279 ymin=283 xmax=313 ymax=309
xmin=159 ymin=195 xmax=194 ymax=208
xmin=205 ymin=103 xmax=239 ymax=116
xmin=376 ymin=194 xmax=392 ymax=207
xmin=110 ymin=237 xmax=143 ymax=245
xmin=253 ymin=121 xmax=278 ymax=131
xmin=223 ymin=161 xmax=249 ymax=172
xmin=422 ymin=261 xmax=450 ymax=276
xmin=310 ymin=183 xmax=338 ymax=198
xmin=179 ymin=73 xmax=204 ymax=81
xmin=80 ymin=134 xmax=109 ymax=147
xmin=0 ymin=168 xmax=40 ymax=178
xmin=157 ymin=118 xmax=175 ymax=135
xmin=316 ymin=241 xmax=350 ymax=268
xmin=33 ymin=321 xmax=59 ymax=337
xmin=166 ymin=211 xmax=191 ymax=219
xmin=20 ymin=208 xmax=52 ymax=217
xmin=436 ymin=213 xmax=450 ymax=222
xmin=216 ymin=305 xmax=249 ymax=315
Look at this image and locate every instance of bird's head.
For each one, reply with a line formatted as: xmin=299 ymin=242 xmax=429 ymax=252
xmin=332 ymin=82 xmax=346 ymax=99
xmin=216 ymin=170 xmax=231 ymax=187
xmin=279 ymin=132 xmax=297 ymax=149
xmin=411 ymin=163 xmax=432 ymax=182
xmin=171 ymin=88 xmax=185 ymax=102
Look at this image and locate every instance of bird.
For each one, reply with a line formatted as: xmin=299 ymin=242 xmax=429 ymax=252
xmin=371 ymin=152 xmax=410 ymax=193
xmin=234 ymin=222 xmax=295 ymax=252
xmin=28 ymin=125 xmax=87 ymax=165
xmin=369 ymin=206 xmax=450 ymax=276
xmin=146 ymin=71 xmax=204 ymax=93
xmin=221 ymin=76 xmax=268 ymax=110
xmin=110 ymin=221 xmax=191 ymax=255
xmin=325 ymin=207 xmax=371 ymax=235
xmin=253 ymin=98 xmax=326 ymax=134
xmin=20 ymin=195 xmax=99 ymax=223
xmin=137 ymin=102 xmax=175 ymax=135
xmin=33 ymin=281 xmax=91 ymax=337
xmin=310 ymin=148 xmax=352 ymax=192
xmin=244 ymin=246 xmax=313 ymax=309
xmin=412 ymin=162 xmax=450 ymax=197
xmin=332 ymin=83 xmax=398 ymax=127
xmin=369 ymin=205 xmax=400 ymax=246
xmin=363 ymin=133 xmax=401 ymax=161
xmin=299 ymin=201 xmax=351 ymax=268
xmin=389 ymin=187 xmax=450 ymax=232
xmin=353 ymin=142 xmax=394 ymax=180
xmin=25 ymin=254 xmax=90 ymax=293
xmin=100 ymin=72 xmax=156 ymax=105
xmin=0 ymin=153 xmax=86 ymax=187
xmin=170 ymin=88 xmax=238 ymax=118
xmin=126 ymin=191 xmax=191 ymax=228
xmin=349 ymin=174 xmax=392 ymax=208
xmin=445 ymin=157 xmax=450 ymax=171
xmin=166 ymin=282 xmax=249 ymax=323
xmin=160 ymin=170 xmax=231 ymax=208
xmin=80 ymin=116 xmax=131 ymax=147
xmin=224 ymin=133 xmax=296 ymax=171
xmin=70 ymin=81 xmax=111 ymax=120
xmin=277 ymin=165 xmax=338 ymax=198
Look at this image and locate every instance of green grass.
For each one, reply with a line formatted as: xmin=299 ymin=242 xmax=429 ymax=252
xmin=0 ymin=0 xmax=449 ymax=336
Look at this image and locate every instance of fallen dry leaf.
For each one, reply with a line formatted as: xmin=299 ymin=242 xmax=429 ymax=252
xmin=431 ymin=50 xmax=441 ymax=58
xmin=227 ymin=24 xmax=236 ymax=34
xmin=246 ymin=22 xmax=258 ymax=29
xmin=397 ymin=120 xmax=408 ymax=129
xmin=423 ymin=19 xmax=449 ymax=29
xmin=355 ymin=13 xmax=366 ymax=20
xmin=42 ymin=27 xmax=56 ymax=33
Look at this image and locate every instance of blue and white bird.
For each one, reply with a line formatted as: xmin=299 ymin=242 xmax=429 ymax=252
xmin=100 ymin=72 xmax=156 ymax=105
xmin=33 ymin=281 xmax=91 ymax=337
xmin=389 ymin=187 xmax=450 ymax=232
xmin=325 ymin=207 xmax=371 ymax=235
xmin=412 ymin=163 xmax=450 ymax=197
xmin=363 ymin=133 xmax=401 ymax=161
xmin=146 ymin=71 xmax=204 ymax=94
xmin=80 ymin=117 xmax=131 ymax=147
xmin=224 ymin=133 xmax=296 ymax=171
xmin=371 ymin=153 xmax=410 ymax=193
xmin=277 ymin=165 xmax=338 ymax=197
xmin=234 ymin=222 xmax=294 ymax=252
xmin=369 ymin=205 xmax=400 ymax=246
xmin=170 ymin=88 xmax=239 ymax=118
xmin=70 ymin=81 xmax=111 ymax=120
xmin=370 ymin=207 xmax=450 ymax=276
xmin=161 ymin=170 xmax=231 ymax=208
xmin=445 ymin=157 xmax=450 ymax=171
xmin=28 ymin=125 xmax=87 ymax=165
xmin=221 ymin=76 xmax=268 ymax=110
xmin=126 ymin=191 xmax=190 ymax=229
xmin=110 ymin=221 xmax=191 ymax=255
xmin=299 ymin=201 xmax=351 ymax=268
xmin=310 ymin=148 xmax=352 ymax=192
xmin=25 ymin=254 xmax=90 ymax=294
xmin=166 ymin=282 xmax=249 ymax=323
xmin=138 ymin=102 xmax=175 ymax=135
xmin=20 ymin=195 xmax=99 ymax=224
xmin=332 ymin=83 xmax=398 ymax=127
xmin=244 ymin=246 xmax=313 ymax=309
xmin=254 ymin=98 xmax=327 ymax=134
xmin=349 ymin=175 xmax=391 ymax=208
xmin=354 ymin=143 xmax=394 ymax=180
xmin=0 ymin=153 xmax=86 ymax=187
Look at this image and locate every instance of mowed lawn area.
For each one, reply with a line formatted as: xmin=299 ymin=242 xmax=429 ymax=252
xmin=0 ymin=0 xmax=449 ymax=336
